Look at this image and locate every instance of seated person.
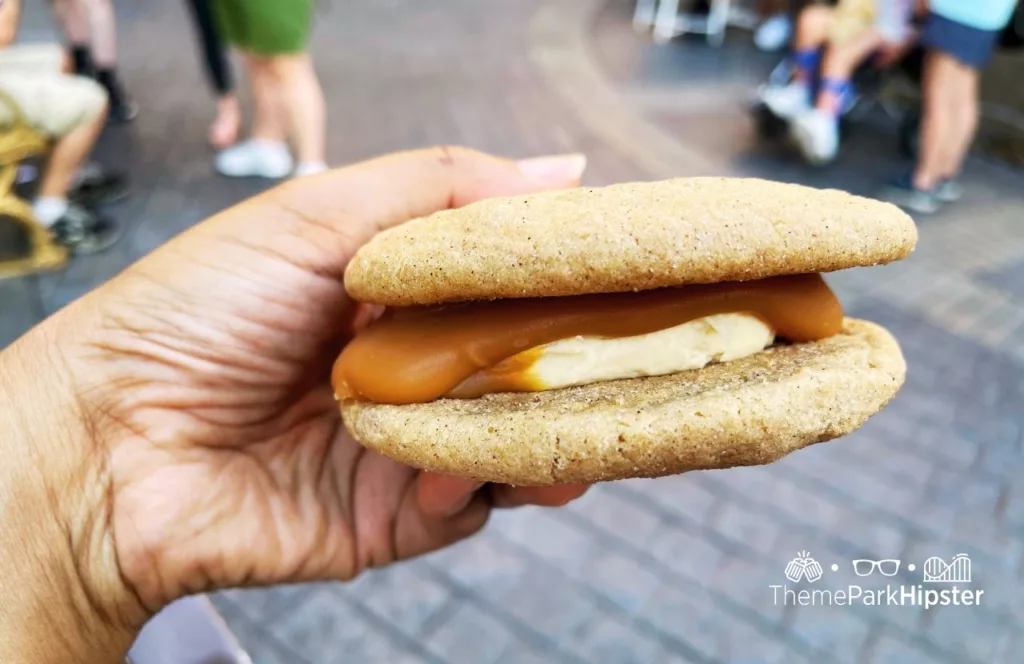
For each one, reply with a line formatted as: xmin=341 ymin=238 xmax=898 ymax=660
xmin=0 ymin=0 xmax=123 ymax=254
xmin=761 ymin=0 xmax=920 ymax=163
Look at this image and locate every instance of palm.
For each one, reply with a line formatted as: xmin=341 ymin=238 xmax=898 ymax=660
xmin=91 ymin=209 xmax=439 ymax=609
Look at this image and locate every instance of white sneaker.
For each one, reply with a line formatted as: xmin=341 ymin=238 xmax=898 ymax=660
xmin=215 ymin=139 xmax=294 ymax=179
xmin=760 ymin=82 xmax=810 ymax=120
xmin=754 ymin=14 xmax=791 ymax=52
xmin=293 ymin=161 xmax=328 ymax=178
xmin=791 ymin=109 xmax=839 ymax=165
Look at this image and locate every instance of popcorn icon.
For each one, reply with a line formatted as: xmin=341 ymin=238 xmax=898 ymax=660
xmin=784 ymin=551 xmax=824 ymax=583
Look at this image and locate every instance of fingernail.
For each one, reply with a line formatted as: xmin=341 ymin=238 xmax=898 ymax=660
xmin=517 ymin=153 xmax=587 ymax=183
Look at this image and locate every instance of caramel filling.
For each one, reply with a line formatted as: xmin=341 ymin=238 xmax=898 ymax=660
xmin=332 ymin=273 xmax=843 ymax=405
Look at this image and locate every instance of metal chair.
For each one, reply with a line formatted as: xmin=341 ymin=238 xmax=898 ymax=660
xmin=634 ymin=0 xmax=759 ymax=47
xmin=0 ymin=88 xmax=67 ymax=281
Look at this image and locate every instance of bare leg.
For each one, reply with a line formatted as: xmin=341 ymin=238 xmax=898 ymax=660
xmin=50 ymin=0 xmax=91 ymax=45
xmin=244 ymin=53 xmax=288 ymax=143
xmin=913 ymin=51 xmax=962 ymax=190
xmin=183 ymin=0 xmax=240 ymax=147
xmin=938 ymin=58 xmax=979 ymax=180
xmin=210 ymin=93 xmax=242 ymax=149
xmin=759 ymin=5 xmax=833 ymax=118
xmin=816 ymin=28 xmax=883 ymax=112
xmin=38 ymin=103 xmax=109 ymax=198
xmin=793 ymin=5 xmax=833 ymax=51
xmin=214 ymin=54 xmax=292 ymax=177
xmin=263 ymin=52 xmax=326 ymax=165
xmin=77 ymin=0 xmax=117 ymax=68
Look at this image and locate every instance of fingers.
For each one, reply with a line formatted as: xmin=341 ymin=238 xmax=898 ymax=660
xmin=417 ymin=472 xmax=485 ymax=518
xmin=348 ymin=464 xmax=589 ymax=577
xmin=246 ymin=146 xmax=587 ymax=278
xmin=393 ymin=479 xmax=490 ymax=564
xmin=490 ymin=483 xmax=590 ymax=509
xmin=350 ymin=303 xmax=385 ymax=334
xmin=418 ymin=471 xmax=591 ymax=516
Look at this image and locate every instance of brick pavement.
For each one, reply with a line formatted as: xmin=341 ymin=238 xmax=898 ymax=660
xmin=3 ymin=0 xmax=1024 ymax=662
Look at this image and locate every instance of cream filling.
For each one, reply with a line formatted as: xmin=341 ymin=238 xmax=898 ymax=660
xmin=524 ymin=313 xmax=775 ymax=390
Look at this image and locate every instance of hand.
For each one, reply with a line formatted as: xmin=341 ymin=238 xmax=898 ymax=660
xmin=1 ymin=147 xmax=589 ymax=661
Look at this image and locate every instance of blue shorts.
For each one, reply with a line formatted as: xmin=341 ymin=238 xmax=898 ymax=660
xmin=921 ymin=12 xmax=1003 ymax=69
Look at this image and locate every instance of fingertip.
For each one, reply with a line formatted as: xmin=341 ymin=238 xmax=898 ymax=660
xmin=417 ymin=472 xmax=485 ymax=518
xmin=534 ymin=483 xmax=590 ymax=507
xmin=516 ymin=153 xmax=588 ymax=186
xmin=491 ymin=483 xmax=591 ymax=508
xmin=448 ymin=492 xmax=492 ymax=537
xmin=551 ymin=483 xmax=591 ymax=505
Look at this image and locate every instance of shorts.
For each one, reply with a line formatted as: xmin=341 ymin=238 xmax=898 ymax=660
xmin=827 ymin=0 xmax=915 ymax=46
xmin=213 ymin=0 xmax=314 ymax=55
xmin=828 ymin=0 xmax=875 ymax=46
xmin=0 ymin=44 xmax=107 ymax=137
xmin=921 ymin=12 xmax=1003 ymax=68
xmin=928 ymin=0 xmax=1017 ymax=32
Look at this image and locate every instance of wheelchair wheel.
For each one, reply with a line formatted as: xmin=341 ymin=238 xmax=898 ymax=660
xmin=899 ymin=110 xmax=920 ymax=159
xmin=753 ymin=103 xmax=788 ymax=140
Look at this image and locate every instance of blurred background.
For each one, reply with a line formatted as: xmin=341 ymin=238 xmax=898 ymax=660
xmin=2 ymin=0 xmax=1023 ymax=662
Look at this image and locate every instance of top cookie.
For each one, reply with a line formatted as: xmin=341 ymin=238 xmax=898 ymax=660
xmin=344 ymin=177 xmax=917 ymax=306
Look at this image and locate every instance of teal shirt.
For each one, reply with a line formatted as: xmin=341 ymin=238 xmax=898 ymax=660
xmin=929 ymin=0 xmax=1018 ymax=31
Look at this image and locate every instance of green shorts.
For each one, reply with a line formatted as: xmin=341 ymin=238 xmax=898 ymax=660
xmin=213 ymin=0 xmax=314 ymax=55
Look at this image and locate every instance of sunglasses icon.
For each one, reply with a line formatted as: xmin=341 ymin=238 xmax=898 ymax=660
xmin=852 ymin=559 xmax=900 ymax=576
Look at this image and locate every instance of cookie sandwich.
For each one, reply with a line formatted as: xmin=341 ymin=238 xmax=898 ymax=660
xmin=332 ymin=177 xmax=916 ymax=486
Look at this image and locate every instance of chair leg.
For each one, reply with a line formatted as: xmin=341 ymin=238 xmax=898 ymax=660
xmin=633 ymin=0 xmax=659 ymax=31
xmin=653 ymin=0 xmax=680 ymax=43
xmin=0 ymin=193 xmax=68 ymax=281
xmin=708 ymin=0 xmax=730 ymax=47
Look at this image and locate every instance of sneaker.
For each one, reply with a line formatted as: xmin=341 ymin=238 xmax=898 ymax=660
xmin=98 ymin=72 xmax=140 ymax=124
xmin=215 ymin=139 xmax=294 ymax=179
xmin=293 ymin=161 xmax=329 ymax=178
xmin=49 ymin=204 xmax=124 ymax=255
xmin=883 ymin=172 xmax=940 ymax=214
xmin=760 ymin=82 xmax=811 ymax=120
xmin=109 ymin=97 xmax=140 ymax=124
xmin=754 ymin=14 xmax=792 ymax=52
xmin=791 ymin=109 xmax=839 ymax=165
xmin=935 ymin=177 xmax=964 ymax=203
xmin=70 ymin=162 xmax=130 ymax=208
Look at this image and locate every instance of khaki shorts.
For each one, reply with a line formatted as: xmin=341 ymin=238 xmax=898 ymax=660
xmin=829 ymin=0 xmax=876 ymax=45
xmin=0 ymin=43 xmax=107 ymax=138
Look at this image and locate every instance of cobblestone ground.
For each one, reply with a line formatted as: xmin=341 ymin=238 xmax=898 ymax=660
xmin=4 ymin=1 xmax=1024 ymax=662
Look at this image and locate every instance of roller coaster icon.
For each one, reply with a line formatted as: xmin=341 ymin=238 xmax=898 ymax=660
xmin=922 ymin=553 xmax=971 ymax=583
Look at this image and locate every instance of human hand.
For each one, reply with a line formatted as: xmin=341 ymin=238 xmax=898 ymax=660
xmin=0 ymin=147 xmax=589 ymax=662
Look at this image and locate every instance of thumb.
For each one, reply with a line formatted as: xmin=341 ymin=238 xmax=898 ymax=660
xmin=218 ymin=146 xmax=587 ymax=281
xmin=459 ymin=152 xmax=588 ymax=207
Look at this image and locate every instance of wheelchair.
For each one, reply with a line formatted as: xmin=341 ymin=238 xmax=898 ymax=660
xmin=749 ymin=44 xmax=923 ymax=160
xmin=751 ymin=5 xmax=1024 ymax=163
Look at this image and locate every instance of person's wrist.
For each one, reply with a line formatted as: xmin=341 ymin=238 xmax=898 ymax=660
xmin=0 ymin=318 xmax=141 ymax=663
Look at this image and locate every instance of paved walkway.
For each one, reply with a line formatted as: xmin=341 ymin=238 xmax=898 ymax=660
xmin=4 ymin=1 xmax=1024 ymax=662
